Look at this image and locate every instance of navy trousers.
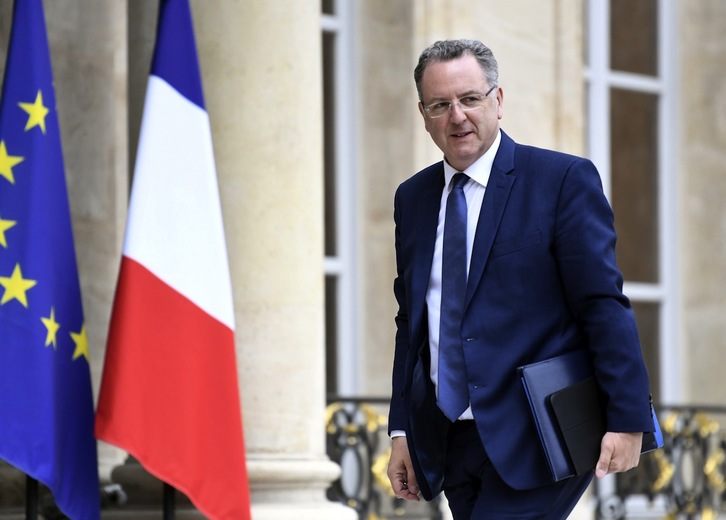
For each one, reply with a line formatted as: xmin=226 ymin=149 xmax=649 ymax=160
xmin=443 ymin=420 xmax=593 ymax=519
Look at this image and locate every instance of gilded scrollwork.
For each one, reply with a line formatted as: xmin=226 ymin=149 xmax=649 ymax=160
xmin=327 ymin=401 xmax=726 ymax=519
xmin=597 ymin=406 xmax=726 ymax=520
xmin=326 ymin=398 xmax=442 ymax=519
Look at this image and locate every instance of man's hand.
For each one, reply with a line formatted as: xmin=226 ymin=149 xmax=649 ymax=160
xmin=595 ymin=431 xmax=643 ymax=478
xmin=387 ymin=437 xmax=420 ymax=501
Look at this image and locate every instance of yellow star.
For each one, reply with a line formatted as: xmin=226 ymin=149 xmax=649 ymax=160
xmin=18 ymin=90 xmax=49 ymax=134
xmin=0 ymin=263 xmax=37 ymax=307
xmin=71 ymin=323 xmax=89 ymax=361
xmin=0 ymin=215 xmax=17 ymax=248
xmin=0 ymin=141 xmax=24 ymax=184
xmin=41 ymin=307 xmax=61 ymax=348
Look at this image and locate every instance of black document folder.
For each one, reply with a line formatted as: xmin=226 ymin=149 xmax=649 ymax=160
xmin=548 ymin=377 xmax=605 ymax=476
xmin=519 ymin=350 xmax=663 ymax=482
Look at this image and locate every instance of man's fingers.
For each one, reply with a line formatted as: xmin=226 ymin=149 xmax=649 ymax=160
xmin=387 ymin=438 xmax=421 ymax=501
xmin=395 ymin=482 xmax=421 ymax=501
xmin=595 ymin=449 xmax=613 ymax=477
xmin=596 ymin=432 xmax=643 ymax=478
xmin=596 ymin=432 xmax=616 ymax=478
xmin=390 ymin=473 xmax=420 ymax=501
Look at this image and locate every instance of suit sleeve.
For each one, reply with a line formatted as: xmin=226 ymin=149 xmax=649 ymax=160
xmin=388 ymin=188 xmax=410 ymax=433
xmin=554 ymin=158 xmax=653 ymax=433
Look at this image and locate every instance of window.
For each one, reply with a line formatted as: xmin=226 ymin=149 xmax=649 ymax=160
xmin=322 ymin=1 xmax=358 ymax=397
xmin=586 ymin=0 xmax=678 ymax=513
xmin=586 ymin=0 xmax=677 ymax=405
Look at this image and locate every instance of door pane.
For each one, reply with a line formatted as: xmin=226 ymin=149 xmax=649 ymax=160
xmin=325 ymin=275 xmax=338 ymax=395
xmin=323 ymin=32 xmax=337 ymax=256
xmin=631 ymin=301 xmax=660 ymax=401
xmin=322 ymin=0 xmax=335 ymax=15
xmin=610 ymin=87 xmax=659 ymax=283
xmin=610 ymin=0 xmax=658 ymax=75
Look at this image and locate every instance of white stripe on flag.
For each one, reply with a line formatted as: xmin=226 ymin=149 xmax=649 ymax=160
xmin=124 ymin=75 xmax=234 ymax=330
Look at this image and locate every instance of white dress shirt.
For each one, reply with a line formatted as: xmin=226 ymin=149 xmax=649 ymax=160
xmin=391 ymin=131 xmax=501 ymax=437
xmin=426 ymin=130 xmax=501 ymax=421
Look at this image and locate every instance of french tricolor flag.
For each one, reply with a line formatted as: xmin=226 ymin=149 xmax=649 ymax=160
xmin=95 ymin=1 xmax=251 ymax=518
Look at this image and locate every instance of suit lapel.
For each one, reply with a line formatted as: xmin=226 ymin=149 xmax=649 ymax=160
xmin=465 ymin=132 xmax=516 ymax=307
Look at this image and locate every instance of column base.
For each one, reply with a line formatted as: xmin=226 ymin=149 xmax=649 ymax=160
xmin=251 ymin=503 xmax=358 ymax=520
xmin=248 ymin=455 xmax=357 ymax=519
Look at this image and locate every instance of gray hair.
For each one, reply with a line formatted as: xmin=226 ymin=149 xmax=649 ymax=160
xmin=414 ymin=39 xmax=499 ymax=101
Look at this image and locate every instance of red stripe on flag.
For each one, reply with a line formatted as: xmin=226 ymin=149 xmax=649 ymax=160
xmin=95 ymin=257 xmax=251 ymax=520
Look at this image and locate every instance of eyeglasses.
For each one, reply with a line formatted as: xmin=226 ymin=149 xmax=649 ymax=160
xmin=422 ymin=85 xmax=497 ymax=119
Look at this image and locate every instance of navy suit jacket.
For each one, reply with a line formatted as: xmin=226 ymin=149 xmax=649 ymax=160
xmin=388 ymin=130 xmax=653 ymax=499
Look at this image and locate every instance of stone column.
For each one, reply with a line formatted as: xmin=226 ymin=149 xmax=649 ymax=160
xmin=46 ymin=0 xmax=130 ymax=481
xmin=680 ymin=0 xmax=726 ymax=403
xmin=192 ymin=2 xmax=355 ymax=519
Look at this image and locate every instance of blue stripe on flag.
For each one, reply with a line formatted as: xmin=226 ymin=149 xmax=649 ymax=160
xmin=151 ymin=0 xmax=206 ymax=109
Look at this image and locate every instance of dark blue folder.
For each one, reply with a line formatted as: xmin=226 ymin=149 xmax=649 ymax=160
xmin=519 ymin=350 xmax=663 ymax=481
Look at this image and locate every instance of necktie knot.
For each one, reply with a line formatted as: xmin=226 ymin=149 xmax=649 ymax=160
xmin=451 ymin=172 xmax=469 ymax=190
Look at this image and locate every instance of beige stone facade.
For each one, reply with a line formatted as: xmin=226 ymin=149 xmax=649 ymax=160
xmin=680 ymin=0 xmax=726 ymax=403
xmin=0 ymin=0 xmax=724 ymax=518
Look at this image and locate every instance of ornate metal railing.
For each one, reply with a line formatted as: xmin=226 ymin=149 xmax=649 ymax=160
xmin=326 ymin=399 xmax=726 ymax=520
xmin=597 ymin=405 xmax=726 ymax=520
xmin=325 ymin=396 xmax=442 ymax=520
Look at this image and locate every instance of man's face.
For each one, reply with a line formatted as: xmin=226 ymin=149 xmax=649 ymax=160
xmin=418 ymin=54 xmax=503 ymax=172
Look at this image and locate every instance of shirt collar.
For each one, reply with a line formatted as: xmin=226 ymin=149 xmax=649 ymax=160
xmin=443 ymin=129 xmax=502 ymax=189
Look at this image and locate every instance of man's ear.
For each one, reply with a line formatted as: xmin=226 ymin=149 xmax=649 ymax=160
xmin=496 ymin=87 xmax=504 ymax=120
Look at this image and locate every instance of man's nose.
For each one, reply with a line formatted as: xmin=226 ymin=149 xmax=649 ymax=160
xmin=449 ymin=102 xmax=467 ymax=123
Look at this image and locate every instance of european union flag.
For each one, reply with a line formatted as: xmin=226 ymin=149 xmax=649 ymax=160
xmin=0 ymin=0 xmax=100 ymax=518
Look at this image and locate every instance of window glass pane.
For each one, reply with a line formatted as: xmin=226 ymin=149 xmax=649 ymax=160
xmin=322 ymin=0 xmax=335 ymax=15
xmin=610 ymin=0 xmax=658 ymax=75
xmin=632 ymin=302 xmax=660 ymax=401
xmin=323 ymin=32 xmax=337 ymax=256
xmin=610 ymin=88 xmax=659 ymax=283
xmin=325 ymin=275 xmax=338 ymax=395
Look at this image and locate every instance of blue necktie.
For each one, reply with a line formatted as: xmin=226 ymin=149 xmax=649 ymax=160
xmin=438 ymin=172 xmax=470 ymax=421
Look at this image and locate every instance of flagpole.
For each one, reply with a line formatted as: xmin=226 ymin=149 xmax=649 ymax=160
xmin=163 ymin=482 xmax=176 ymax=520
xmin=25 ymin=475 xmax=38 ymax=520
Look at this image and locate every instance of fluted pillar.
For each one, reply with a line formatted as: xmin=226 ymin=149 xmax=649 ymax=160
xmin=192 ymin=2 xmax=355 ymax=518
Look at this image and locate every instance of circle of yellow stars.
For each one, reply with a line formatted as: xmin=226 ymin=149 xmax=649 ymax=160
xmin=0 ymin=88 xmax=89 ymax=362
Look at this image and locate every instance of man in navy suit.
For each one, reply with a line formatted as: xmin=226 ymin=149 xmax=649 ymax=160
xmin=386 ymin=39 xmax=654 ymax=519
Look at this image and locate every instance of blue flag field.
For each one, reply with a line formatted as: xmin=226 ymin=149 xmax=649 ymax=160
xmin=0 ymin=0 xmax=100 ymax=518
